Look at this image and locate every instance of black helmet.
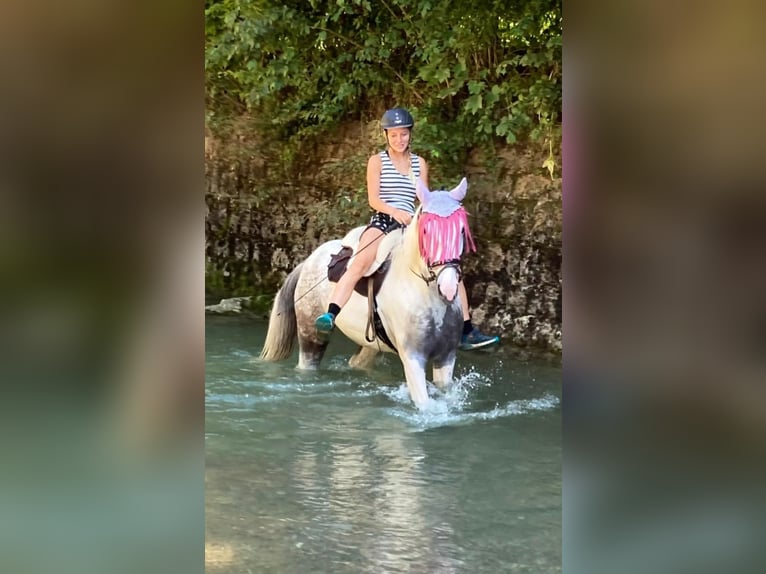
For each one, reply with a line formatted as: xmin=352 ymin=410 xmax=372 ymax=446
xmin=381 ymin=108 xmax=414 ymax=130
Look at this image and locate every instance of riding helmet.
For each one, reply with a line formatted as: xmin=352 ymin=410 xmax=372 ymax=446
xmin=381 ymin=108 xmax=414 ymax=130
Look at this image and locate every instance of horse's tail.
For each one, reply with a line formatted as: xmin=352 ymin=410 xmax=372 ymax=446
xmin=260 ymin=263 xmax=303 ymax=361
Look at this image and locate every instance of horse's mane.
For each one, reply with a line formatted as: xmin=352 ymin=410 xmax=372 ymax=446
xmin=399 ymin=211 xmax=425 ymax=272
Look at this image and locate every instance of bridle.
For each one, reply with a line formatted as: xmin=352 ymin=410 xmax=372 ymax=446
xmin=411 ymin=258 xmax=463 ymax=286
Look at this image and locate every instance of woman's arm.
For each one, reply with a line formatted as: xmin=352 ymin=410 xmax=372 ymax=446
xmin=366 ymin=154 xmax=386 ymax=212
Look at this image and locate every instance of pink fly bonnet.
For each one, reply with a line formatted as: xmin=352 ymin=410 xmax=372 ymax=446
xmin=415 ymin=177 xmax=476 ymax=265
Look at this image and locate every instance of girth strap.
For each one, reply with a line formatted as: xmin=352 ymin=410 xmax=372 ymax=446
xmin=365 ymin=280 xmax=397 ymax=352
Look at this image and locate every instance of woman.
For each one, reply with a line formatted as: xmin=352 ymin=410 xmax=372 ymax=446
xmin=314 ymin=107 xmax=499 ymax=351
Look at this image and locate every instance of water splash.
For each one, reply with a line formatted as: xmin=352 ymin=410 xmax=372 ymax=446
xmin=207 ymin=355 xmax=560 ymax=430
xmin=382 ymin=370 xmax=559 ymax=430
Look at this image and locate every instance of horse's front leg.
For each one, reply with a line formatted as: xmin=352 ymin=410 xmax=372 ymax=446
xmin=399 ymin=352 xmax=431 ymax=409
xmin=432 ymin=355 xmax=456 ymax=391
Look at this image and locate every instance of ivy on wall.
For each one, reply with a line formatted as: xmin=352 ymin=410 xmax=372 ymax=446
xmin=205 ymin=0 xmax=561 ymax=178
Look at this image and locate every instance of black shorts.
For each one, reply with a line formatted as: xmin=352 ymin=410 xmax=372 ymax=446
xmin=366 ymin=212 xmax=397 ymax=233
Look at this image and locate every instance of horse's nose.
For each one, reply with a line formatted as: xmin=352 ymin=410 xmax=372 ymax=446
xmin=437 ymin=267 xmax=459 ymax=301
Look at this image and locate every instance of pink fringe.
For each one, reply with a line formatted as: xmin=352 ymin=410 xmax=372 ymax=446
xmin=417 ymin=207 xmax=476 ymax=265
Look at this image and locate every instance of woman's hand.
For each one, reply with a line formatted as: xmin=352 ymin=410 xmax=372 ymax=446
xmin=391 ymin=209 xmax=412 ymax=226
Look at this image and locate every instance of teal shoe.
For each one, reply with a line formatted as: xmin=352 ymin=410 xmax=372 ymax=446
xmin=459 ymin=327 xmax=500 ymax=351
xmin=314 ymin=312 xmax=336 ymax=333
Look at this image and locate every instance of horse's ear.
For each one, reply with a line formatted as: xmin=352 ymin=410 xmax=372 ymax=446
xmin=416 ymin=177 xmax=430 ymax=204
xmin=449 ymin=177 xmax=468 ymax=202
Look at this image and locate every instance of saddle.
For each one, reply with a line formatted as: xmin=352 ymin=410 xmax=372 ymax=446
xmin=326 ymin=226 xmax=402 ymax=298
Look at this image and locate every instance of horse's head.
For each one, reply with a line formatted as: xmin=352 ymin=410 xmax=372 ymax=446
xmin=413 ymin=177 xmax=477 ymax=302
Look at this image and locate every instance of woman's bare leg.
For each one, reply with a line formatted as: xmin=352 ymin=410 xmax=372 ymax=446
xmin=328 ymin=228 xmax=384 ymax=308
xmin=458 ymin=280 xmax=471 ymax=321
xmin=315 ymin=228 xmax=385 ymax=333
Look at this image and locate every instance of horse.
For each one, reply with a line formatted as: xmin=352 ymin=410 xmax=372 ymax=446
xmin=260 ymin=177 xmax=476 ymax=409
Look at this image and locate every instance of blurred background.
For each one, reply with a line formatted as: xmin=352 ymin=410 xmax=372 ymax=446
xmin=565 ymin=1 xmax=766 ymax=572
xmin=0 ymin=1 xmax=203 ymax=573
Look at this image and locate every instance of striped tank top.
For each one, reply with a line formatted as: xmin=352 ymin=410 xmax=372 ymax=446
xmin=379 ymin=151 xmax=421 ymax=215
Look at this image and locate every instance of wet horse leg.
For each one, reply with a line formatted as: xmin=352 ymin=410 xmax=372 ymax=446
xmin=399 ymin=352 xmax=431 ymax=409
xmin=296 ymin=307 xmax=329 ymax=369
xmin=296 ymin=337 xmax=328 ymax=369
xmin=349 ymin=346 xmax=378 ymax=369
xmin=432 ymin=357 xmax=456 ymax=391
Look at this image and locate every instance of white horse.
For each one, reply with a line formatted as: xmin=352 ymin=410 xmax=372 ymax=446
xmin=260 ymin=178 xmax=476 ymax=409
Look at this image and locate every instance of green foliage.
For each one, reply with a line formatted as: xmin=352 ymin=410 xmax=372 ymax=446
xmin=206 ymin=0 xmax=561 ymax=175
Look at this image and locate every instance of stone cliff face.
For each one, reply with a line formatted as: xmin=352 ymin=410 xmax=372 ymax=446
xmin=205 ymin=122 xmax=561 ymax=355
xmin=458 ymin=146 xmax=561 ymax=354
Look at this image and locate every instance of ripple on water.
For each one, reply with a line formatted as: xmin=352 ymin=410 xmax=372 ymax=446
xmin=205 ymin=378 xmax=360 ymax=407
xmin=206 ymin=366 xmax=559 ymax=431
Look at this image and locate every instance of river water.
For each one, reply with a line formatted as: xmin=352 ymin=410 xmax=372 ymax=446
xmin=206 ymin=316 xmax=561 ymax=573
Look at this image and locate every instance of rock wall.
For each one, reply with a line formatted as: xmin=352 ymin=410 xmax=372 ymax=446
xmin=205 ymin=121 xmax=561 ymax=354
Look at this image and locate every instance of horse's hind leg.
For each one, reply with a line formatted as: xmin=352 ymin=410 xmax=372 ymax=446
xmin=349 ymin=346 xmax=378 ymax=370
xmin=296 ymin=335 xmax=328 ymax=369
xmin=295 ymin=311 xmax=328 ymax=369
xmin=294 ymin=294 xmax=330 ymax=369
